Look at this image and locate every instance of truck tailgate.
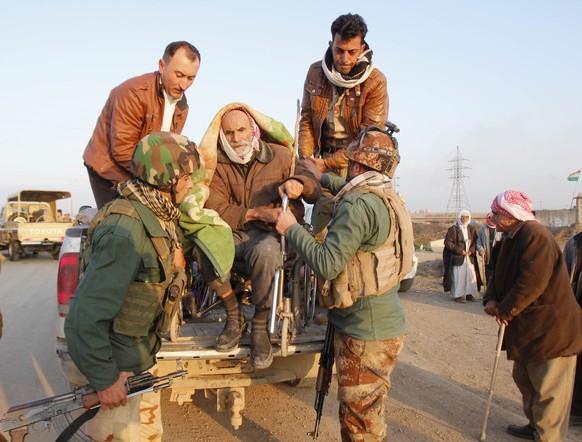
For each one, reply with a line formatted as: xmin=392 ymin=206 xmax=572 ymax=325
xmin=17 ymin=222 xmax=71 ymax=243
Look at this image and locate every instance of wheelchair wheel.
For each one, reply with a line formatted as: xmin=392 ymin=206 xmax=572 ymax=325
xmin=188 ymin=261 xmax=218 ymax=318
xmin=292 ymin=258 xmax=317 ymax=328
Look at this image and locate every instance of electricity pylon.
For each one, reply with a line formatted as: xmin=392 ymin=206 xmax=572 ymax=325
xmin=446 ymin=146 xmax=471 ymax=215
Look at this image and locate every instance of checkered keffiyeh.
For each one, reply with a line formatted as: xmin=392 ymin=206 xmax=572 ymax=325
xmin=490 ymin=190 xmax=538 ymax=222
xmin=225 ymin=106 xmax=261 ymax=151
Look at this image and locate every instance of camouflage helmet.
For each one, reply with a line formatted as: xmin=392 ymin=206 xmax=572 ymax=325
xmin=346 ymin=125 xmax=400 ymax=178
xmin=131 ymin=132 xmax=199 ymax=190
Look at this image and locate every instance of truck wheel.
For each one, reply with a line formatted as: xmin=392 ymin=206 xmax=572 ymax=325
xmin=51 ymin=245 xmax=61 ymax=260
xmin=8 ymin=241 xmax=20 ymax=262
xmin=398 ymin=277 xmax=414 ymax=293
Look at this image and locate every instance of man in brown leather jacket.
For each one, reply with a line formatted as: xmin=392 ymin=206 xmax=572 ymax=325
xmin=83 ymin=41 xmax=201 ymax=208
xmin=298 ymin=13 xmax=388 ymax=234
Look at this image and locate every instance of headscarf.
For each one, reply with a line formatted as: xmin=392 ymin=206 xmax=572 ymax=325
xmin=456 ymin=209 xmax=471 ymax=227
xmin=218 ymin=107 xmax=261 ymax=164
xmin=490 ymin=190 xmax=538 ymax=222
xmin=455 ymin=209 xmax=471 ymax=251
xmin=334 ymin=170 xmax=391 ymax=204
xmin=117 ymin=179 xmax=181 ymax=247
xmin=322 ymin=45 xmax=376 ymax=89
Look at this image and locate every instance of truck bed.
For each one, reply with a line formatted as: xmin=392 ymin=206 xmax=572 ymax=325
xmin=158 ymin=305 xmax=326 ymax=360
xmin=155 ymin=306 xmax=326 ymax=404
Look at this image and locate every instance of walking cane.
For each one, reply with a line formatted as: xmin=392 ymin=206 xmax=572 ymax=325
xmin=478 ymin=322 xmax=506 ymax=441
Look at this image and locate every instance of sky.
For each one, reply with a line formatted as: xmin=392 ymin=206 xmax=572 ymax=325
xmin=0 ymin=0 xmax=580 ymax=214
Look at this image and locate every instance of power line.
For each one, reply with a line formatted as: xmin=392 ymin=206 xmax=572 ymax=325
xmin=446 ymin=146 xmax=471 ymax=214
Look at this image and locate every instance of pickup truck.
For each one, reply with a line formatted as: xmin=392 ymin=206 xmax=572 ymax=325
xmin=0 ymin=190 xmax=73 ymax=261
xmin=55 ymin=222 xmax=326 ymax=438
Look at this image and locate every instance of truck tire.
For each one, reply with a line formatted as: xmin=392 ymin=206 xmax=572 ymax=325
xmin=398 ymin=277 xmax=414 ymax=293
xmin=8 ymin=240 xmax=20 ymax=262
xmin=51 ymin=245 xmax=61 ymax=260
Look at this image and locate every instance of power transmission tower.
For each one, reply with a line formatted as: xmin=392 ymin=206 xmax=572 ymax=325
xmin=446 ymin=146 xmax=471 ymax=214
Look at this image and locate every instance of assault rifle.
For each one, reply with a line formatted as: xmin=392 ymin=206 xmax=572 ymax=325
xmin=308 ymin=322 xmax=334 ymax=439
xmin=1 ymin=370 xmax=187 ymax=442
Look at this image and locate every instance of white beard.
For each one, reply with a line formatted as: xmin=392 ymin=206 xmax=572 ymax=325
xmin=232 ymin=140 xmax=253 ymax=158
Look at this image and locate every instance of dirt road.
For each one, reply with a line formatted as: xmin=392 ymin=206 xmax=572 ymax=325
xmin=1 ymin=251 xmax=580 ymax=441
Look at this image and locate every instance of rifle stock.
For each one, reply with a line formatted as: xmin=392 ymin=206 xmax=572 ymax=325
xmin=1 ymin=370 xmax=187 ymax=441
xmin=308 ymin=322 xmax=334 ymax=439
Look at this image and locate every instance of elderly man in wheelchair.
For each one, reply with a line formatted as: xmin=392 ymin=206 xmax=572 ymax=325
xmin=185 ymin=103 xmax=320 ymax=370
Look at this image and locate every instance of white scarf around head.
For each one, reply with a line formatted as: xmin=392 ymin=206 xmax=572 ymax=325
xmin=322 ymin=49 xmax=376 ymax=89
xmin=218 ymin=128 xmax=259 ymax=164
xmin=334 ymin=170 xmax=391 ymax=202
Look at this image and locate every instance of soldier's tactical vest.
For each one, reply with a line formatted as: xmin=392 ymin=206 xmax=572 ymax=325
xmin=321 ymin=184 xmax=414 ymax=309
xmin=83 ymin=198 xmax=174 ymax=337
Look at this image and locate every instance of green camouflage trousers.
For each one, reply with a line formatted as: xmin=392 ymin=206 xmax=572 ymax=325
xmin=335 ymin=332 xmax=404 ymax=441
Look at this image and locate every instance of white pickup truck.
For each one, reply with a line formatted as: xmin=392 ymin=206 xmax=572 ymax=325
xmin=0 ymin=190 xmax=73 ymax=261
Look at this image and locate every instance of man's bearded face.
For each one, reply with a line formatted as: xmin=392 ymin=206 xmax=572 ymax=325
xmin=231 ymin=139 xmax=253 ymax=157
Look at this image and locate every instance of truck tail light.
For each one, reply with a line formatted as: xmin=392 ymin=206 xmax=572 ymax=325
xmin=57 ymin=253 xmax=80 ymax=318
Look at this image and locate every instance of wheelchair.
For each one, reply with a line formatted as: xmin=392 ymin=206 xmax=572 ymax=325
xmin=166 ymin=195 xmax=319 ymax=358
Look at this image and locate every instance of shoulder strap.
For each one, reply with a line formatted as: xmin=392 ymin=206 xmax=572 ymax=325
xmin=128 ymin=200 xmax=172 ymax=264
xmin=86 ymin=199 xmax=139 ymax=245
xmin=83 ymin=198 xmax=171 ymax=271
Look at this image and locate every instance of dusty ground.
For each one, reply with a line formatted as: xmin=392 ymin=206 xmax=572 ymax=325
xmin=159 ymin=245 xmax=582 ymax=441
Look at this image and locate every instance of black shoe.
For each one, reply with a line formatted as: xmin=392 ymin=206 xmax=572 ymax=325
xmin=466 ymin=294 xmax=477 ymax=302
xmin=454 ymin=296 xmax=466 ymax=303
xmin=251 ymin=330 xmax=273 ymax=369
xmin=506 ymin=424 xmax=535 ymax=440
xmin=215 ymin=314 xmax=247 ymax=352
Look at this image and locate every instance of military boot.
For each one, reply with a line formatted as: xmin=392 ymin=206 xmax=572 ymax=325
xmin=250 ymin=308 xmax=273 ymax=369
xmin=216 ymin=292 xmax=247 ymax=352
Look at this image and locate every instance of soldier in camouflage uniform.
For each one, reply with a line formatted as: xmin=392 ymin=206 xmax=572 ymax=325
xmin=277 ymin=127 xmax=412 ymax=441
xmin=65 ymin=132 xmax=197 ymax=441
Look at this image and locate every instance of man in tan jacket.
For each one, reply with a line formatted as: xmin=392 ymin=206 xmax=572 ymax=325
xmin=83 ymin=41 xmax=200 ymax=208
xmin=298 ymin=13 xmax=388 ymax=234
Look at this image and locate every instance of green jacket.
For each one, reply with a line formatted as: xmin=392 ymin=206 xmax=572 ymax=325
xmin=65 ymin=201 xmax=170 ymax=390
xmin=286 ymin=174 xmax=406 ymax=341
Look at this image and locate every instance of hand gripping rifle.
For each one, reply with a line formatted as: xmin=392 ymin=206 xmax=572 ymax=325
xmin=1 ymin=370 xmax=187 ymax=442
xmin=308 ymin=322 xmax=334 ymax=439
